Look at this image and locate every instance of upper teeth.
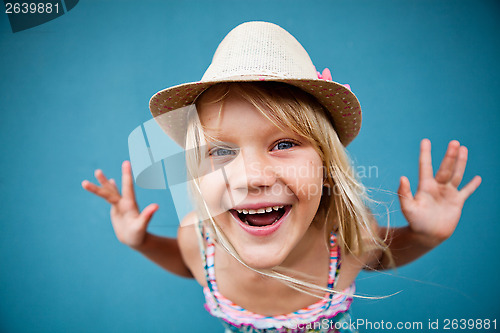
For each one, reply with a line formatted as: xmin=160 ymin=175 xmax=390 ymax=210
xmin=236 ymin=205 xmax=284 ymax=214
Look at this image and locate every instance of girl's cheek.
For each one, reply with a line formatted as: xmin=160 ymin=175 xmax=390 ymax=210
xmin=198 ymin=172 xmax=246 ymax=215
xmin=199 ymin=174 xmax=225 ymax=205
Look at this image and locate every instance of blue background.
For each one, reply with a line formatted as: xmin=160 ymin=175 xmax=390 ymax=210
xmin=1 ymin=1 xmax=499 ymax=332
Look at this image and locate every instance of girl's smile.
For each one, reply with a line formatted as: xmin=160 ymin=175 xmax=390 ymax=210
xmin=229 ymin=204 xmax=291 ymax=237
xmin=197 ymin=94 xmax=325 ymax=269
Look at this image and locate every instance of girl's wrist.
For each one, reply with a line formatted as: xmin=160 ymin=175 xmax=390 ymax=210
xmin=129 ymin=232 xmax=152 ymax=252
xmin=406 ymin=226 xmax=446 ymax=249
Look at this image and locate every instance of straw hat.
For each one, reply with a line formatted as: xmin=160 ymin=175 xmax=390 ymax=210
xmin=149 ymin=21 xmax=361 ymax=146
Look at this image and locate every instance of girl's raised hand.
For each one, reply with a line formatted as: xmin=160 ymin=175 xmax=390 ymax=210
xmin=81 ymin=161 xmax=159 ymax=249
xmin=398 ymin=139 xmax=481 ymax=246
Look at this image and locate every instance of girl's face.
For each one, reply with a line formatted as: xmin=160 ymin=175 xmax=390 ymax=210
xmin=197 ymin=95 xmax=325 ymax=269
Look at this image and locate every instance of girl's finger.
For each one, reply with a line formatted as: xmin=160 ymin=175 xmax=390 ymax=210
xmin=82 ymin=180 xmax=121 ymax=204
xmin=459 ymin=175 xmax=482 ymax=200
xmin=137 ymin=203 xmax=159 ymax=229
xmin=435 ymin=140 xmax=460 ymax=184
xmin=398 ymin=176 xmax=414 ymax=202
xmin=109 ymin=178 xmax=118 ymax=191
xmin=418 ymin=139 xmax=434 ymax=184
xmin=82 ymin=180 xmax=99 ymax=194
xmin=398 ymin=176 xmax=416 ymax=215
xmin=121 ymin=161 xmax=136 ymax=200
xmin=450 ymin=146 xmax=468 ymax=187
xmin=94 ymin=169 xmax=110 ymax=186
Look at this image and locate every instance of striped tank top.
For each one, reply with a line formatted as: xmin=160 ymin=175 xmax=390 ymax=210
xmin=196 ymin=221 xmax=357 ymax=333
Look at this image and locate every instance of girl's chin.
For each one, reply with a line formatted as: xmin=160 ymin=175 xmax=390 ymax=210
xmin=237 ymin=247 xmax=289 ymax=270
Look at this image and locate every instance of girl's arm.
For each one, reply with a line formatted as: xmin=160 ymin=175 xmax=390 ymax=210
xmin=131 ymin=233 xmax=193 ymax=278
xmin=82 ymin=161 xmax=193 ymax=278
xmin=368 ymin=139 xmax=481 ymax=270
xmin=373 ymin=226 xmax=440 ymax=269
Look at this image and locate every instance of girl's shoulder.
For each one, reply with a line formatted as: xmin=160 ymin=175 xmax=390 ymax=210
xmin=177 ymin=212 xmax=207 ymax=287
xmin=335 ymin=218 xmax=385 ymax=289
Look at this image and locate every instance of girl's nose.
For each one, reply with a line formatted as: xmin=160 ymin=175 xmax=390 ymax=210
xmin=246 ymin=161 xmax=277 ymax=190
xmin=229 ymin=151 xmax=277 ymax=191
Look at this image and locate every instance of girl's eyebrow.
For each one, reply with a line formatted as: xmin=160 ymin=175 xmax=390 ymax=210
xmin=206 ymin=139 xmax=228 ymax=146
xmin=201 ymin=124 xmax=233 ymax=141
xmin=206 ymin=139 xmax=238 ymax=150
xmin=203 ymin=132 xmax=226 ymax=145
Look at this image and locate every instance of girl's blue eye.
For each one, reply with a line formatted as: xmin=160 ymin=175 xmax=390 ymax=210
xmin=210 ymin=147 xmax=236 ymax=157
xmin=274 ymin=141 xmax=296 ymax=150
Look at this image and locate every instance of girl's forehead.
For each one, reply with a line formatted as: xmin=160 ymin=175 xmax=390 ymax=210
xmin=196 ymin=83 xmax=286 ymax=129
xmin=198 ymin=95 xmax=262 ymax=124
xmin=197 ymin=97 xmax=293 ymax=141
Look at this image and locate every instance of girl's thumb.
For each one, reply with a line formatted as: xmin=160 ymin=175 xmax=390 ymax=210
xmin=138 ymin=203 xmax=159 ymax=227
xmin=398 ymin=176 xmax=414 ymax=207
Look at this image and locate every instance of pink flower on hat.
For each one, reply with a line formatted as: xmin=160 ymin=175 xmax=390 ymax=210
xmin=317 ymin=67 xmax=352 ymax=91
xmin=316 ymin=68 xmax=332 ymax=81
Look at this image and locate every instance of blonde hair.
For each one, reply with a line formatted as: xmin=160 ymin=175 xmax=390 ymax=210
xmin=185 ymin=82 xmax=391 ymax=299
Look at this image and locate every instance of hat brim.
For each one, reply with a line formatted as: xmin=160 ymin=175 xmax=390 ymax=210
xmin=149 ymin=76 xmax=361 ymax=147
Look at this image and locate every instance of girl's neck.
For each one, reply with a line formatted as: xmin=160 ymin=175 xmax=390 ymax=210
xmin=213 ymin=222 xmax=332 ymax=313
xmin=279 ymin=222 xmax=330 ymax=279
xmin=223 ymin=222 xmax=330 ymax=285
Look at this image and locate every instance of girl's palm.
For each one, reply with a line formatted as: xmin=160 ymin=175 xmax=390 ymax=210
xmin=82 ymin=161 xmax=158 ymax=248
xmin=398 ymin=139 xmax=481 ymax=244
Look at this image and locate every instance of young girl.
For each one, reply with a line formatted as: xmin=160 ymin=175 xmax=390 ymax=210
xmin=82 ymin=22 xmax=481 ymax=332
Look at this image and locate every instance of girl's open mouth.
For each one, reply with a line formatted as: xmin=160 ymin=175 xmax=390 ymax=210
xmin=229 ymin=205 xmax=291 ymax=236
